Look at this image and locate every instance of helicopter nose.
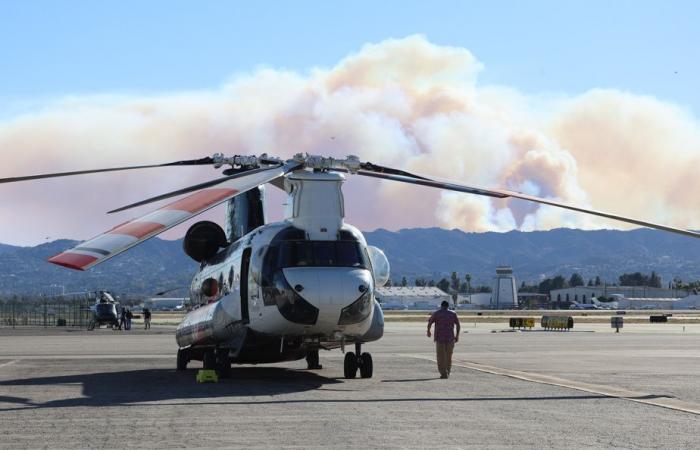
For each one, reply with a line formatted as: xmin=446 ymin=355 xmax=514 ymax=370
xmin=281 ymin=267 xmax=373 ymax=308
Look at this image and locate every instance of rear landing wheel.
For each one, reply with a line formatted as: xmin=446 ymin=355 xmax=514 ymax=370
xmin=306 ymin=350 xmax=322 ymax=370
xmin=176 ymin=348 xmax=189 ymax=371
xmin=344 ymin=351 xmax=358 ymax=379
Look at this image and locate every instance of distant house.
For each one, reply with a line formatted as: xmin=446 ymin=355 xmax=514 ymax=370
xmin=375 ymin=286 xmax=450 ymax=310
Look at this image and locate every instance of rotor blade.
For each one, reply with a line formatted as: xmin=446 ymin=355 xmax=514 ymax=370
xmin=356 ymin=170 xmax=700 ymax=239
xmin=107 ymin=165 xmax=280 ymax=214
xmin=0 ymin=157 xmax=214 ymax=184
xmin=359 ymin=161 xmax=430 ymax=180
xmin=48 ymin=164 xmax=291 ymax=271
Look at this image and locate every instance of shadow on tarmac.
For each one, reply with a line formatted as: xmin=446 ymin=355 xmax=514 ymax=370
xmin=0 ymin=368 xmax=677 ymax=412
xmin=0 ymin=366 xmax=340 ymax=411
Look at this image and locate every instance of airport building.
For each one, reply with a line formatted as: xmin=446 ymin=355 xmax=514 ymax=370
xmin=376 ymin=286 xmax=450 ymax=310
xmin=458 ymin=293 xmax=492 ymax=307
xmin=550 ymin=286 xmax=685 ymax=305
xmin=491 ymin=266 xmax=518 ymax=309
xmin=142 ymin=297 xmax=187 ymax=311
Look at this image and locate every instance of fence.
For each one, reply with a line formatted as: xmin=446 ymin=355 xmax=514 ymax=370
xmin=0 ymin=296 xmax=93 ymax=328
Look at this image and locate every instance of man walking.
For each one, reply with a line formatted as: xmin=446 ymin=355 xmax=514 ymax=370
xmin=427 ymin=300 xmax=460 ymax=379
xmin=143 ymin=307 xmax=151 ymax=330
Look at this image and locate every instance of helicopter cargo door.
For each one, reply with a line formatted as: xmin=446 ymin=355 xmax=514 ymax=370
xmin=240 ymin=248 xmax=252 ymax=323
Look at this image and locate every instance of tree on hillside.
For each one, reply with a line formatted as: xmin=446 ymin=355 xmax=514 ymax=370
xmin=569 ymin=273 xmax=585 ymax=287
xmin=401 ymin=276 xmax=408 ymax=287
xmin=427 ymin=279 xmax=436 ymax=287
xmin=619 ymin=271 xmax=662 ymax=287
xmin=650 ymin=271 xmax=662 ymax=288
xmin=436 ymin=278 xmax=450 ymax=293
xmin=619 ymin=272 xmax=647 ymax=286
xmin=595 ymin=276 xmax=602 ymax=286
xmin=473 ymin=285 xmax=492 ymax=293
xmin=538 ymin=275 xmax=568 ymax=294
xmin=450 ymin=272 xmax=460 ymax=293
xmin=414 ymin=278 xmax=427 ymax=287
xmin=587 ymin=279 xmax=594 ymax=286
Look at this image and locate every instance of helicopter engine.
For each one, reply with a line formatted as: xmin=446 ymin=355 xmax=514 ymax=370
xmin=183 ymin=221 xmax=227 ymax=262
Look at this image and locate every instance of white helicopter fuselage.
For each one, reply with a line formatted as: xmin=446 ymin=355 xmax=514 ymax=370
xmin=174 ymin=170 xmax=387 ymax=365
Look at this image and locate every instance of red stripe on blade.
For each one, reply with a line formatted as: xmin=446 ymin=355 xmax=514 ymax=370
xmin=163 ymin=188 xmax=237 ymax=213
xmin=108 ymin=221 xmax=165 ymax=238
xmin=48 ymin=253 xmax=98 ymax=271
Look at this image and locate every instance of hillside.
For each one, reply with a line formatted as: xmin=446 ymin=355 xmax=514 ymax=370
xmin=1 ymin=228 xmax=699 ymax=295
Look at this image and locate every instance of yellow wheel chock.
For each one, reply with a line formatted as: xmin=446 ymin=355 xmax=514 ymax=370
xmin=196 ymin=369 xmax=219 ymax=383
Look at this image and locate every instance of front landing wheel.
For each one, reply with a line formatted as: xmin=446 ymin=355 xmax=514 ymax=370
xmin=359 ymin=352 xmax=373 ymax=379
xmin=344 ymin=351 xmax=358 ymax=379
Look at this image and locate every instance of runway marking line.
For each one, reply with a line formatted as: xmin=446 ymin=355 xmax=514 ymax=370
xmin=0 ymin=360 xmax=18 ymax=369
xmin=407 ymin=354 xmax=700 ymax=416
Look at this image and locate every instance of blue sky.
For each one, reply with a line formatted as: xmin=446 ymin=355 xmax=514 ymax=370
xmin=1 ymin=0 xmax=699 ymax=116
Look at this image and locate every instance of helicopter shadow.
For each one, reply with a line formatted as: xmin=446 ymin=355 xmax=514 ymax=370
xmin=0 ymin=366 xmax=341 ymax=411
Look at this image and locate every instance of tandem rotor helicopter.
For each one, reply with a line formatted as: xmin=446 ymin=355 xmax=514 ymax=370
xmin=2 ymin=153 xmax=699 ymax=379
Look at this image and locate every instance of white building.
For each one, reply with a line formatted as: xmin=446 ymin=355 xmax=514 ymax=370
xmin=376 ymin=286 xmax=450 ymax=310
xmin=458 ymin=293 xmax=492 ymax=307
xmin=491 ymin=266 xmax=518 ymax=309
xmin=551 ymin=286 xmax=685 ymax=305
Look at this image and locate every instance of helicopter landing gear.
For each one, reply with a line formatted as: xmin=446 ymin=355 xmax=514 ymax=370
xmin=215 ymin=347 xmax=232 ymax=378
xmin=202 ymin=350 xmax=216 ymax=371
xmin=87 ymin=320 xmax=96 ymax=331
xmin=306 ymin=350 xmax=322 ymax=370
xmin=176 ymin=348 xmax=189 ymax=371
xmin=344 ymin=343 xmax=373 ymax=379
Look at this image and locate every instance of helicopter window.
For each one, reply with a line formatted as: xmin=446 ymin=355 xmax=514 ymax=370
xmin=276 ymin=241 xmax=369 ymax=269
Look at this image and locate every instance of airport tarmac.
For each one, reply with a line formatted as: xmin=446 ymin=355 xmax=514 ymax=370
xmin=0 ymin=323 xmax=698 ymax=449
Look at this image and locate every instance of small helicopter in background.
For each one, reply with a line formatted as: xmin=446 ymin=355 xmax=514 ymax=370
xmin=87 ymin=290 xmax=120 ymax=331
xmin=2 ymin=153 xmax=698 ymax=379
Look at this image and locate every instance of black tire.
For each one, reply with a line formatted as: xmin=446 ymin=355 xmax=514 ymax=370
xmin=176 ymin=348 xmax=189 ymax=371
xmin=306 ymin=350 xmax=321 ymax=369
xmin=216 ymin=348 xmax=232 ymax=378
xmin=344 ymin=351 xmax=358 ymax=379
xmin=202 ymin=350 xmax=216 ymax=370
xmin=359 ymin=352 xmax=373 ymax=379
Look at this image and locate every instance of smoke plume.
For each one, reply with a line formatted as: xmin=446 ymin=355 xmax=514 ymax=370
xmin=1 ymin=35 xmax=699 ymax=245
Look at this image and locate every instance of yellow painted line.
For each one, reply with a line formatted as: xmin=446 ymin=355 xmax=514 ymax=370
xmin=407 ymin=354 xmax=700 ymax=416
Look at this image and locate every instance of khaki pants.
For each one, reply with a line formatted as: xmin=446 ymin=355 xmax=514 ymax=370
xmin=435 ymin=341 xmax=454 ymax=376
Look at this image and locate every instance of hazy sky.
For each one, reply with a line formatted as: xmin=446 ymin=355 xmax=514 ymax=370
xmin=1 ymin=1 xmax=699 ymax=245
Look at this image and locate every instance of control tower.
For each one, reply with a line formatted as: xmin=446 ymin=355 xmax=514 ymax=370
xmin=491 ymin=266 xmax=518 ymax=309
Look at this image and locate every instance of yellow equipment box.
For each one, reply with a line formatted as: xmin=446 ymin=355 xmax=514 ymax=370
xmin=196 ymin=369 xmax=219 ymax=383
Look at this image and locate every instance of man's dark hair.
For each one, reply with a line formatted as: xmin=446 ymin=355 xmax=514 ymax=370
xmin=440 ymin=300 xmax=449 ymax=308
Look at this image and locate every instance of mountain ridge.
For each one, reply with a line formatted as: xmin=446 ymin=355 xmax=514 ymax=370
xmin=1 ymin=227 xmax=699 ymax=295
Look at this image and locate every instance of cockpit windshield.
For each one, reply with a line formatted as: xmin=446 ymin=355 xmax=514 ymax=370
xmin=273 ymin=240 xmax=370 ymax=269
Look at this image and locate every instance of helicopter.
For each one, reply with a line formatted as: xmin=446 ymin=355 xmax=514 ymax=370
xmin=87 ymin=290 xmax=120 ymax=331
xmin=2 ymin=153 xmax=699 ymax=379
